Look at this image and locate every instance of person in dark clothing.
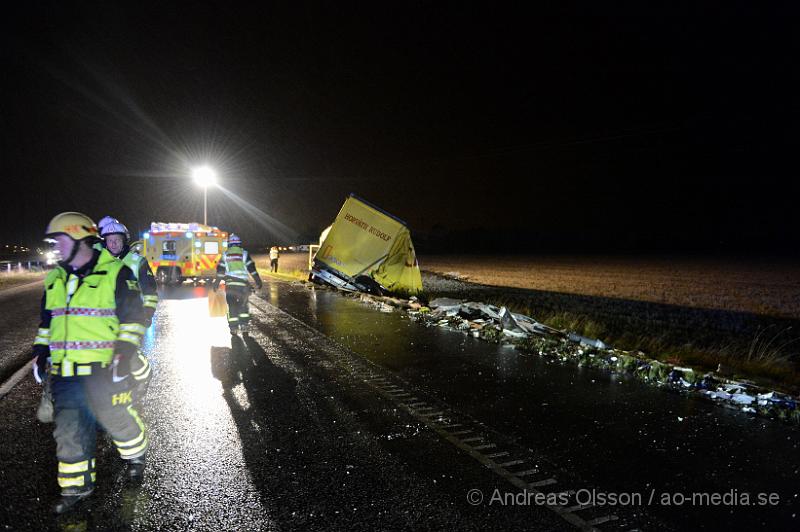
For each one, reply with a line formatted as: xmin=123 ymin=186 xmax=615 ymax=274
xmin=213 ymin=233 xmax=262 ymax=335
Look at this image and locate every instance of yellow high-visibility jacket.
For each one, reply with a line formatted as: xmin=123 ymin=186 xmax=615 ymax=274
xmin=33 ymin=249 xmax=146 ymax=367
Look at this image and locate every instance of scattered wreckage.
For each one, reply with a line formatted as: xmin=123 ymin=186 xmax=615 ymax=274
xmin=344 ymin=292 xmax=800 ymax=425
xmin=303 ymin=195 xmax=799 ymax=425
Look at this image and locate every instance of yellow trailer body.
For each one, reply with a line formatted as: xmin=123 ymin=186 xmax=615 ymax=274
xmin=312 ymin=194 xmax=422 ymax=296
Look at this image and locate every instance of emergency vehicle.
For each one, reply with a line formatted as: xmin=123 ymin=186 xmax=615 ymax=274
xmin=142 ymin=222 xmax=229 ymax=285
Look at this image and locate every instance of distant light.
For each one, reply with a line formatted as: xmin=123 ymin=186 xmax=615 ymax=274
xmin=143 ymin=232 xmax=149 ymax=239
xmin=192 ymin=165 xmax=217 ymax=188
xmin=185 ymin=231 xmax=193 ymax=238
xmin=194 ymin=241 xmax=202 ymax=248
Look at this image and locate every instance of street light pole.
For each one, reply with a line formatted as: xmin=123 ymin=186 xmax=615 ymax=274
xmin=203 ymin=186 xmax=208 ymax=225
xmin=192 ymin=165 xmax=217 ymax=226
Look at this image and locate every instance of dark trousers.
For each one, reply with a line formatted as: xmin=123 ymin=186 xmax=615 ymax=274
xmin=270 ymin=258 xmax=278 ymax=272
xmin=52 ymin=365 xmax=147 ymax=493
xmin=226 ymin=284 xmax=251 ymax=329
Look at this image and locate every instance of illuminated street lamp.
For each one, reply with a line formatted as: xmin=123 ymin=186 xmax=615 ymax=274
xmin=192 ymin=165 xmax=217 ymax=225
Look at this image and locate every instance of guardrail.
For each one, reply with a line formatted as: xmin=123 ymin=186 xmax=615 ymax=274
xmin=0 ymin=260 xmax=47 ymax=273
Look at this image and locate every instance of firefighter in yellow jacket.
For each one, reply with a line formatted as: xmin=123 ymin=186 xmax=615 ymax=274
xmin=31 ymin=213 xmax=148 ymax=514
xmin=213 ymin=233 xmax=262 ymax=335
xmin=98 ymin=216 xmax=158 ymax=390
xmin=97 ymin=216 xmax=159 ymax=324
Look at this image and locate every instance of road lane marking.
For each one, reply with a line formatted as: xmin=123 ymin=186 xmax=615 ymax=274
xmin=565 ymin=503 xmax=594 ymax=513
xmin=486 ymin=451 xmax=509 ymax=458
xmin=0 ymin=359 xmax=33 ymax=400
xmin=587 ymin=516 xmax=616 ymax=526
xmin=529 ymin=478 xmax=558 ymax=487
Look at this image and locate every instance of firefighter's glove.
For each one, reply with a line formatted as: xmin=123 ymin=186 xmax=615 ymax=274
xmin=143 ymin=308 xmax=156 ymax=330
xmin=32 ymin=351 xmax=50 ymax=384
xmin=110 ymin=354 xmax=131 ymax=384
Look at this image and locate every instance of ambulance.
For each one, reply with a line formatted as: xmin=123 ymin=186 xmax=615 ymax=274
xmin=142 ymin=222 xmax=229 ymax=285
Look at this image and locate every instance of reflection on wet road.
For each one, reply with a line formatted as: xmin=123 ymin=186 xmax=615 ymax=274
xmin=138 ymin=288 xmax=272 ymax=530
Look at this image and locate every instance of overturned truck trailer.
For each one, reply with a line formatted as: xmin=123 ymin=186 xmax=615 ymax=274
xmin=310 ymin=194 xmax=423 ymax=296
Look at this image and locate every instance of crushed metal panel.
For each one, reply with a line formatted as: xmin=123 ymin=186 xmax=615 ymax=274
xmin=312 ymin=194 xmax=423 ymax=296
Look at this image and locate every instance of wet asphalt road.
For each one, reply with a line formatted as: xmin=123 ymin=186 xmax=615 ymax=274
xmin=261 ymin=282 xmax=800 ymax=531
xmin=0 ymin=282 xmax=568 ymax=531
xmin=0 ymin=280 xmax=798 ymax=530
xmin=0 ymin=282 xmax=43 ymax=383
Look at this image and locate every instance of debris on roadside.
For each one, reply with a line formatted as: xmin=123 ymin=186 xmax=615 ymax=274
xmin=348 ymin=293 xmax=800 ymax=426
xmin=294 ymin=272 xmax=800 ymax=426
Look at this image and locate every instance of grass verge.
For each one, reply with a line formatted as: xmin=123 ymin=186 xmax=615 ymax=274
xmin=258 ymin=268 xmax=308 ymax=283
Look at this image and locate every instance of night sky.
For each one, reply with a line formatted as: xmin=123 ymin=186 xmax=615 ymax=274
xmin=2 ymin=3 xmax=799 ymax=254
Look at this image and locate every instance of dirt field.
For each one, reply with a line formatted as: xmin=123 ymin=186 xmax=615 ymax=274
xmin=256 ymin=252 xmax=800 ymax=321
xmin=419 ymin=255 xmax=800 ymax=320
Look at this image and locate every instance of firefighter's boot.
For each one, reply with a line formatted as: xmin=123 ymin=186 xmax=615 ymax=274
xmin=53 ymin=489 xmax=93 ymax=515
xmin=127 ymin=455 xmax=146 ymax=480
